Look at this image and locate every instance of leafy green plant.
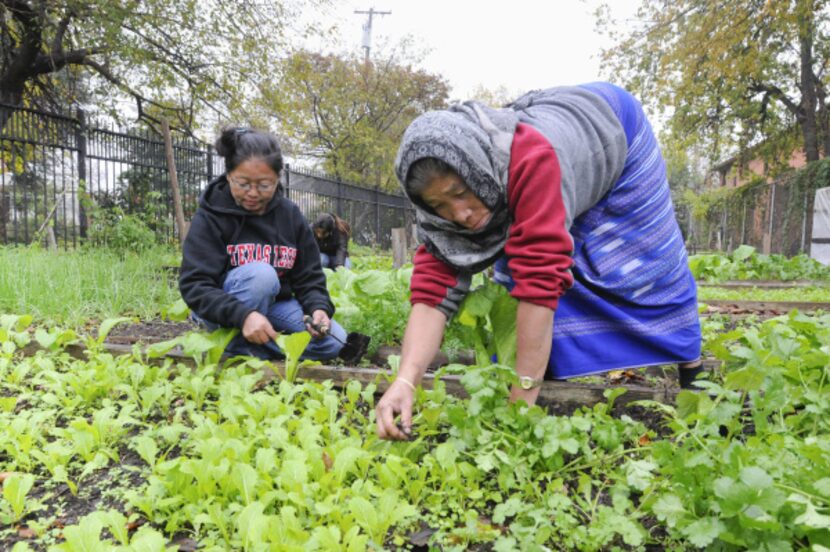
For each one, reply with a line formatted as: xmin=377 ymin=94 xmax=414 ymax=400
xmin=5 ymin=311 xmax=830 ymax=549
xmin=690 ymin=245 xmax=830 ymax=282
xmin=85 ymin=317 xmax=132 ymax=353
xmin=34 ymin=326 xmax=78 ymax=351
xmin=161 ymin=298 xmax=191 ymax=322
xmin=325 ymin=267 xmax=413 ymax=354
xmin=1 ymin=473 xmax=35 ymax=524
xmin=276 ymin=331 xmax=312 ymax=382
xmin=454 ymin=280 xmax=518 ymax=366
xmin=148 ymin=327 xmax=238 ymax=367
xmin=85 ymin=204 xmax=159 ymax=252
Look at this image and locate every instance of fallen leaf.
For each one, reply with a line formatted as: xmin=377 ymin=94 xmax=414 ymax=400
xmin=49 ymin=518 xmax=66 ymax=529
xmin=638 ymin=433 xmax=652 ymax=446
xmin=409 ymin=527 xmax=437 ymax=546
xmin=172 ymin=537 xmax=200 ymax=552
xmin=127 ymin=518 xmax=146 ymax=532
xmin=607 ymin=370 xmax=625 ymax=382
xmin=17 ymin=527 xmax=36 ymax=539
xmin=322 ymin=451 xmax=333 ymax=472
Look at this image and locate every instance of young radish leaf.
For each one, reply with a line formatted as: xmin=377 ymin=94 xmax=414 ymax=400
xmin=276 ymin=331 xmax=311 ymax=382
xmin=3 ymin=473 xmax=35 ymax=523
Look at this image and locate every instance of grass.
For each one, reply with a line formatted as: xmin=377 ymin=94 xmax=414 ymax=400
xmin=0 ymin=245 xmax=180 ymax=325
xmin=697 ymin=285 xmax=830 ymax=303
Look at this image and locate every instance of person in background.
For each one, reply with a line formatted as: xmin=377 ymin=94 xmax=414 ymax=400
xmin=376 ymin=82 xmax=703 ymax=440
xmin=179 ymin=127 xmax=346 ymax=360
xmin=312 ymin=212 xmax=352 ymax=270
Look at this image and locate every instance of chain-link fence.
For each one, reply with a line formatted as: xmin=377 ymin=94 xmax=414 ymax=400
xmin=686 ymin=162 xmax=830 ymax=256
xmin=0 ymin=103 xmax=413 ymax=250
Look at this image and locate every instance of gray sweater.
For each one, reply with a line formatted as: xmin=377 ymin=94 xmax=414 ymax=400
xmin=509 ymin=86 xmax=628 ymax=229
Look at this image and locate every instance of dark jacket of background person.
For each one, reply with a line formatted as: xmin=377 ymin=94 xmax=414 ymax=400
xmin=313 ymin=213 xmax=350 ymax=268
xmin=179 ymin=176 xmax=333 ymax=328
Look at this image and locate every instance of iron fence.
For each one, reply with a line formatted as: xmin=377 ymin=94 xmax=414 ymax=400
xmin=0 ymin=103 xmax=413 ymax=250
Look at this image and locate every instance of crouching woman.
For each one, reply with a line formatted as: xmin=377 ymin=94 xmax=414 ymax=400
xmin=179 ymin=127 xmax=346 ymax=360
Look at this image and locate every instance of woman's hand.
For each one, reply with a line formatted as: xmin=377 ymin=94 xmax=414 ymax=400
xmin=242 ymin=311 xmax=277 ymax=344
xmin=306 ymin=309 xmax=331 ymax=338
xmin=374 ymin=303 xmax=448 ymax=441
xmin=375 ymin=379 xmax=415 ymax=440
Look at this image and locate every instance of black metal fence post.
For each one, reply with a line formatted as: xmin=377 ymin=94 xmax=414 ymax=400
xmin=75 ymin=108 xmax=88 ymax=239
xmin=336 ymin=179 xmax=343 ymax=217
xmin=375 ymin=185 xmax=381 ymax=243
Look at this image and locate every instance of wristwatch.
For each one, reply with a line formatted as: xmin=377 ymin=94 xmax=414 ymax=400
xmin=518 ymin=376 xmax=544 ymax=390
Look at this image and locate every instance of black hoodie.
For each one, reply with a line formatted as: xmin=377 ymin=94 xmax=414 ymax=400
xmin=313 ymin=214 xmax=349 ymax=268
xmin=179 ymin=176 xmax=333 ymax=328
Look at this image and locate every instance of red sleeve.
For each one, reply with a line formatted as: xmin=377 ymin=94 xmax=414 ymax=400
xmin=410 ymin=245 xmax=470 ymax=317
xmin=504 ymin=123 xmax=574 ymax=309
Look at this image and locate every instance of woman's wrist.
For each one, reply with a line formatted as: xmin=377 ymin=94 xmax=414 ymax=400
xmin=509 ymin=384 xmax=542 ymax=405
xmin=396 ymin=362 xmax=428 ymax=388
xmin=395 ymin=375 xmax=416 ymax=391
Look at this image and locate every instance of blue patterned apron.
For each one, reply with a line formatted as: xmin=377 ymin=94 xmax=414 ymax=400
xmin=495 ymin=82 xmax=701 ymax=378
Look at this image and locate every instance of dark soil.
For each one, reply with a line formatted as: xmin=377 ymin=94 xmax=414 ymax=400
xmin=702 ymin=303 xmax=788 ymax=318
xmin=105 ymin=319 xmax=198 ymax=345
xmin=1 ymin=447 xmax=150 ymax=551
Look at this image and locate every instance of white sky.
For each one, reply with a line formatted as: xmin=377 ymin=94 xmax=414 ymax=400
xmin=311 ymin=0 xmax=641 ymax=100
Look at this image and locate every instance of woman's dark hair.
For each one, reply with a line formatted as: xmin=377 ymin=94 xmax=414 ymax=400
xmin=406 ymin=157 xmax=458 ymax=197
xmin=313 ymin=212 xmax=351 ymax=237
xmin=215 ymin=127 xmax=284 ymax=175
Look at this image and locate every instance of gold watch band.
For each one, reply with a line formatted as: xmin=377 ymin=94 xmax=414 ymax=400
xmin=518 ymin=376 xmax=544 ymax=390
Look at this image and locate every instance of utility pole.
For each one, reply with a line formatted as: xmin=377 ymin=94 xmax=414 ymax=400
xmin=354 ymin=7 xmax=391 ymax=62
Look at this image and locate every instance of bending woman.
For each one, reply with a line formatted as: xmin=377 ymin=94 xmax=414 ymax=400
xmin=376 ymin=82 xmax=702 ymax=440
xmin=179 ymin=127 xmax=346 ymax=361
xmin=312 ymin=212 xmax=352 ymax=270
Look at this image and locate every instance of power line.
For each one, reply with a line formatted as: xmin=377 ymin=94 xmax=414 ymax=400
xmin=354 ymin=7 xmax=391 ymax=62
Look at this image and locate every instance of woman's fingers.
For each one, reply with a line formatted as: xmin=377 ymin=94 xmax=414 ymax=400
xmin=307 ymin=310 xmax=331 ymax=338
xmin=376 ymin=403 xmax=395 ymax=439
xmin=375 ymin=382 xmax=414 ymax=440
xmin=242 ymin=312 xmax=277 ymax=345
xmin=377 ymin=403 xmax=407 ymax=440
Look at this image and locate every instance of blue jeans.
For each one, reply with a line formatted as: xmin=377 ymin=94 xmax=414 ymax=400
xmin=194 ymin=262 xmax=346 ymax=361
xmin=320 ymin=253 xmax=351 ymax=270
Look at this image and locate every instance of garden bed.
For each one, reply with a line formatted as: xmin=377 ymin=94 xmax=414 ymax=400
xmin=27 ymin=338 xmax=691 ymax=412
xmin=3 ymin=312 xmax=828 ymax=550
xmin=93 ymin=320 xmax=712 ymax=409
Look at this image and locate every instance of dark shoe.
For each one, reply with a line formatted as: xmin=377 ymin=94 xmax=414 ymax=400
xmin=337 ymin=333 xmax=371 ymax=364
xmin=678 ymin=362 xmax=705 ymax=390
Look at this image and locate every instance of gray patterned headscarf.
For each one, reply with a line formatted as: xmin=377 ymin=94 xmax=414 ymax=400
xmin=395 ymin=102 xmax=519 ymax=272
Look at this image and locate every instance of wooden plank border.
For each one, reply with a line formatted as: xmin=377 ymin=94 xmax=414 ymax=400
xmin=43 ymin=343 xmax=726 ymax=410
xmin=702 ymin=299 xmax=830 ymax=311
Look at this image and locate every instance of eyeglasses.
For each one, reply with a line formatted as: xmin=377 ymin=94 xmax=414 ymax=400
xmin=227 ymin=175 xmax=278 ymax=193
